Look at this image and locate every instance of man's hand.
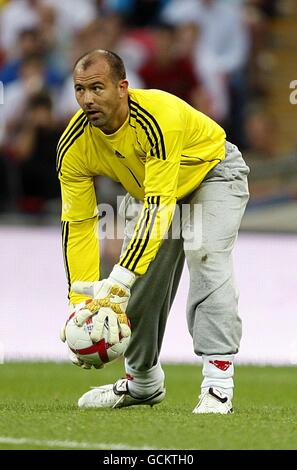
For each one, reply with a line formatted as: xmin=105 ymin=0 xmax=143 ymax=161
xmin=71 ymin=265 xmax=136 ymax=344
xmin=68 ymin=349 xmax=91 ymax=369
xmin=60 ymin=301 xmax=103 ymax=369
xmin=60 ymin=300 xmax=87 ymax=343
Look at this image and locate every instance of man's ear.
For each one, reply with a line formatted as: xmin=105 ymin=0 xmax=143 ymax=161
xmin=119 ymin=79 xmax=129 ymax=98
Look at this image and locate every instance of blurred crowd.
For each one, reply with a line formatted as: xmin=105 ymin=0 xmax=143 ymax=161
xmin=0 ymin=0 xmax=293 ymax=216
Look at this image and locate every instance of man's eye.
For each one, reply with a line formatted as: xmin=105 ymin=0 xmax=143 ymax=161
xmin=94 ymin=86 xmax=103 ymax=92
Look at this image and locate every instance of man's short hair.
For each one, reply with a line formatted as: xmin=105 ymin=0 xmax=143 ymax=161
xmin=73 ymin=49 xmax=126 ymax=83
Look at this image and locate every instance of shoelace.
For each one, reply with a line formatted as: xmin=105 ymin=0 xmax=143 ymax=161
xmin=113 ymin=394 xmax=126 ymax=408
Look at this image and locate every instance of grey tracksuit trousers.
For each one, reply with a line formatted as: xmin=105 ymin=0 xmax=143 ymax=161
xmin=122 ymin=142 xmax=250 ymax=371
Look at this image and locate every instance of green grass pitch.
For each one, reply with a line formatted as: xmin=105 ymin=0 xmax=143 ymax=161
xmin=0 ymin=362 xmax=296 ymax=450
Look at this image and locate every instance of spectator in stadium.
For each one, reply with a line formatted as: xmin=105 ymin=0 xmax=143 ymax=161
xmin=0 ymin=28 xmax=64 ymax=88
xmin=101 ymin=0 xmax=170 ymax=27
xmin=244 ymin=110 xmax=278 ymax=160
xmin=138 ymin=22 xmax=201 ymax=105
xmin=0 ymin=0 xmax=42 ymax=54
xmin=58 ymin=49 xmax=249 ymax=414
xmin=11 ymin=92 xmax=61 ymax=213
xmin=0 ymin=0 xmax=98 ymax=55
xmin=160 ymin=0 xmax=250 ymax=145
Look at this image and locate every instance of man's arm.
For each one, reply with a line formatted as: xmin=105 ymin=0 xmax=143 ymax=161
xmin=61 ymin=217 xmax=100 ymax=304
xmin=68 ymin=122 xmax=184 ymax=345
xmin=59 ymin=167 xmax=100 ymax=304
xmin=119 ymin=129 xmax=183 ymax=276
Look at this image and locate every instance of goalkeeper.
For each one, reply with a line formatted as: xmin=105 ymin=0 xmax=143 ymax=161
xmin=58 ymin=49 xmax=249 ymax=414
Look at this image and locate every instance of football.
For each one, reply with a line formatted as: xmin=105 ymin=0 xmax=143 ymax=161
xmin=65 ymin=315 xmax=130 ymax=368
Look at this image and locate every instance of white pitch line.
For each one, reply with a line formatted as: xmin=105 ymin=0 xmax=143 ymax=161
xmin=0 ymin=437 xmax=155 ymax=450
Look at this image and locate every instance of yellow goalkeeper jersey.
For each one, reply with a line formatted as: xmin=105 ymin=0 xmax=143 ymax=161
xmin=58 ymin=89 xmax=226 ymax=302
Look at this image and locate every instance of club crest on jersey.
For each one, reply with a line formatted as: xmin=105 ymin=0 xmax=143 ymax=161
xmin=114 ymin=150 xmax=125 ymax=159
xmin=209 ymin=360 xmax=232 ymax=371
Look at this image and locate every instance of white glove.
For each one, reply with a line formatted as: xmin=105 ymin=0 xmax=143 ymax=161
xmin=71 ymin=265 xmax=136 ymax=344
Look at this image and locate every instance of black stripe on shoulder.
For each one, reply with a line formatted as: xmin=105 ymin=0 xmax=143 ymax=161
xmin=130 ymin=105 xmax=160 ymax=159
xmin=130 ymin=100 xmax=166 ymax=160
xmin=56 ymin=118 xmax=88 ymax=174
xmin=56 ymin=113 xmax=86 ymax=170
xmin=57 ymin=111 xmax=85 ymax=153
xmin=130 ymin=111 xmax=155 ymax=152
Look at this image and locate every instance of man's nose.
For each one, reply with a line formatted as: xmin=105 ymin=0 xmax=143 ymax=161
xmin=83 ymin=90 xmax=94 ymax=106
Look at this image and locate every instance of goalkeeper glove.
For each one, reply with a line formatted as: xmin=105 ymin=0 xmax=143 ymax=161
xmin=71 ymin=265 xmax=136 ymax=344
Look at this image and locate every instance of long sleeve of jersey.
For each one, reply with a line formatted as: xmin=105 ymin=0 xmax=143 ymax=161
xmin=119 ymin=126 xmax=183 ymax=276
xmin=59 ymin=151 xmax=100 ymax=304
xmin=61 ymin=217 xmax=100 ymax=303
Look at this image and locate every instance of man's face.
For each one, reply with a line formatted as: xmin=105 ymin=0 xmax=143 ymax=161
xmin=73 ymin=58 xmax=126 ymax=130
